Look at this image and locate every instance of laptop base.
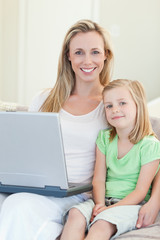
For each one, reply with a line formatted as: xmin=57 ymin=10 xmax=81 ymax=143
xmin=0 ymin=183 xmax=92 ymax=198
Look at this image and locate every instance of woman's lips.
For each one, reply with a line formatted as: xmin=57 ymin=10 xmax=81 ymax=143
xmin=80 ymin=67 xmax=96 ymax=73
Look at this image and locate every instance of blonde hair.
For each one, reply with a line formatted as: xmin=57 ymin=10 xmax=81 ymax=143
xmin=40 ymin=19 xmax=114 ymax=112
xmin=103 ymin=79 xmax=156 ymax=144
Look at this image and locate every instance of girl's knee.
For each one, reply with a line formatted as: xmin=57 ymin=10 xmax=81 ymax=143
xmin=68 ymin=208 xmax=86 ymax=227
xmin=91 ymin=219 xmax=116 ymax=235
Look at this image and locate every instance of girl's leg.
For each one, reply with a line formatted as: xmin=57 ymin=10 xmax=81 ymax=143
xmin=86 ymin=205 xmax=142 ymax=240
xmin=0 ymin=192 xmax=85 ymax=240
xmin=60 ymin=208 xmax=86 ymax=240
xmin=85 ymin=220 xmax=116 ymax=240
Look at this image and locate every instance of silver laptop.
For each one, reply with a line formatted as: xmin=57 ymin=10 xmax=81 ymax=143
xmin=0 ymin=111 xmax=92 ymax=197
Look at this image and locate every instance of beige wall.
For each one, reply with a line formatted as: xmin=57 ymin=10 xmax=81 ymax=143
xmin=99 ymin=0 xmax=160 ymax=101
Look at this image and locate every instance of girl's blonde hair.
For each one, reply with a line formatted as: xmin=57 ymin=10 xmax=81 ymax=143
xmin=103 ymin=79 xmax=156 ymax=144
xmin=40 ymin=19 xmax=114 ymax=112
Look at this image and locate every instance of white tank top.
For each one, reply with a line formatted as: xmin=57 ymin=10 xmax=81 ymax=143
xmin=29 ymin=90 xmax=108 ymax=183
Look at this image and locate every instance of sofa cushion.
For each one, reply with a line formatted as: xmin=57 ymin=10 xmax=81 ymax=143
xmin=0 ymin=101 xmax=28 ymax=112
xmin=150 ymin=116 xmax=160 ymax=140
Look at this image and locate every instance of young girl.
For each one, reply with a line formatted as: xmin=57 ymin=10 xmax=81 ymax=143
xmin=60 ymin=79 xmax=160 ymax=240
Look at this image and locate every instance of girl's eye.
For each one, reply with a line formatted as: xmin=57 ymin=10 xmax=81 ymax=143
xmin=75 ymin=51 xmax=83 ymax=55
xmin=119 ymin=102 xmax=126 ymax=106
xmin=106 ymin=104 xmax=112 ymax=109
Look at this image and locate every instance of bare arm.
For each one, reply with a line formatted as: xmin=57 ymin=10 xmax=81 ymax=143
xmin=91 ymin=146 xmax=106 ymax=221
xmin=136 ymin=167 xmax=160 ymax=228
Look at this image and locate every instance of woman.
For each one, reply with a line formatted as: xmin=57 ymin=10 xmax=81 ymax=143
xmin=0 ymin=19 xmax=159 ymax=240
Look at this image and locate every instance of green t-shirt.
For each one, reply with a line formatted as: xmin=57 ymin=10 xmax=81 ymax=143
xmin=96 ymin=129 xmax=160 ymax=201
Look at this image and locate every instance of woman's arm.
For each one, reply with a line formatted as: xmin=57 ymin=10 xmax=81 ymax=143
xmin=136 ymin=168 xmax=160 ymax=228
xmin=91 ymin=146 xmax=106 ymax=221
xmin=96 ymin=160 xmax=159 ymax=214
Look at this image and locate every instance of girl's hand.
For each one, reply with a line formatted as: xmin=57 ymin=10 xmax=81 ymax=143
xmin=90 ymin=203 xmax=105 ymax=222
xmin=90 ymin=204 xmax=115 ymax=222
xmin=96 ymin=204 xmax=115 ymax=215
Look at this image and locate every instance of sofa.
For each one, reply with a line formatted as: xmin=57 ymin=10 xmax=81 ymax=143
xmin=0 ymin=100 xmax=160 ymax=239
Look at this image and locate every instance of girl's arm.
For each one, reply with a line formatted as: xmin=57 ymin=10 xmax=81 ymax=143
xmin=91 ymin=146 xmax=106 ymax=221
xmin=97 ymin=159 xmax=159 ymax=214
xmin=136 ymin=168 xmax=160 ymax=228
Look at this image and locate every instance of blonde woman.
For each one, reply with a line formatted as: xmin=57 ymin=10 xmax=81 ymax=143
xmin=60 ymin=79 xmax=160 ymax=240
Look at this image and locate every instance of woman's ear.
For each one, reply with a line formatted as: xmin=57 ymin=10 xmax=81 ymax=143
xmin=105 ymin=49 xmax=111 ymax=60
xmin=67 ymin=52 xmax=71 ymax=61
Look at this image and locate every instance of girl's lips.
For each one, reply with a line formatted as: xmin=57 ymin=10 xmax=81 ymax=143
xmin=80 ymin=67 xmax=96 ymax=73
xmin=112 ymin=116 xmax=124 ymax=120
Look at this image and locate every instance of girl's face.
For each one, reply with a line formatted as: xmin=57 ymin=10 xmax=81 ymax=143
xmin=103 ymin=86 xmax=137 ymax=132
xmin=68 ymin=31 xmax=106 ymax=84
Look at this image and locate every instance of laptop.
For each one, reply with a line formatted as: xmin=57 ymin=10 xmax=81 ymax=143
xmin=0 ymin=111 xmax=92 ymax=197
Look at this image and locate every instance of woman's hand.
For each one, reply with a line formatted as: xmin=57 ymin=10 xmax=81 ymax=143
xmin=136 ymin=200 xmax=159 ymax=228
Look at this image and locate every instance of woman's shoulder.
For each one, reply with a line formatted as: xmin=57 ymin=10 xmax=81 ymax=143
xmin=29 ymin=88 xmax=51 ymax=112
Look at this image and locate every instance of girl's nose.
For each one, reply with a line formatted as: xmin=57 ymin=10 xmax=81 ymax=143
xmin=112 ymin=106 xmax=119 ymax=113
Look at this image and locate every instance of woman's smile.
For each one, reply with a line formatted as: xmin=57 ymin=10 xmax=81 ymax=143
xmin=80 ymin=67 xmax=97 ymax=73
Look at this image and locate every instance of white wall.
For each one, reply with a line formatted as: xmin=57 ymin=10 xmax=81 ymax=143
xmin=0 ymin=0 xmax=97 ymax=105
xmin=0 ymin=0 xmax=19 ymax=102
xmin=99 ymin=0 xmax=160 ymax=101
xmin=23 ymin=0 xmax=96 ymax=104
xmin=0 ymin=0 xmax=2 ymax=96
xmin=148 ymin=97 xmax=160 ymax=118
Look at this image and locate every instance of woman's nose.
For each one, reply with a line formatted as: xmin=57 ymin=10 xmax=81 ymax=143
xmin=84 ymin=54 xmax=92 ymax=64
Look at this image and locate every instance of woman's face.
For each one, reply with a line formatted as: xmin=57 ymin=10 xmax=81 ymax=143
xmin=68 ymin=31 xmax=106 ymax=84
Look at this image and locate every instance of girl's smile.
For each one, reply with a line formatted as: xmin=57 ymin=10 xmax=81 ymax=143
xmin=111 ymin=115 xmax=125 ymax=120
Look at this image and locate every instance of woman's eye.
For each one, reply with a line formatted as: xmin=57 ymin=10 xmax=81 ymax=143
xmin=75 ymin=51 xmax=82 ymax=55
xmin=92 ymin=50 xmax=99 ymax=54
